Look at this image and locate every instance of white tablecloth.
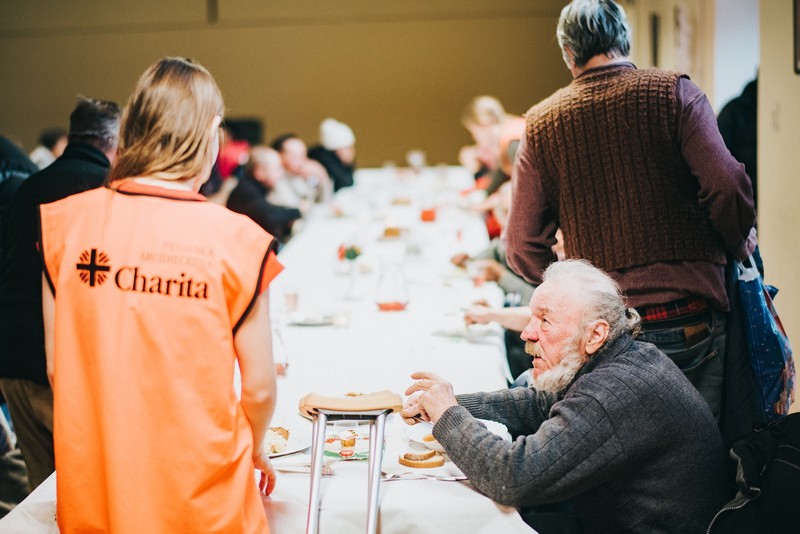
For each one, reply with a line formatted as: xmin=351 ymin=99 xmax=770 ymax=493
xmin=0 ymin=167 xmax=533 ymax=533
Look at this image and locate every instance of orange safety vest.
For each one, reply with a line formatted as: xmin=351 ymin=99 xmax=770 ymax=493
xmin=39 ymin=181 xmax=282 ymax=534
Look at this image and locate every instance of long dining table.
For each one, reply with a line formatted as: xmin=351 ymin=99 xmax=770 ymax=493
xmin=0 ymin=167 xmax=534 ymax=533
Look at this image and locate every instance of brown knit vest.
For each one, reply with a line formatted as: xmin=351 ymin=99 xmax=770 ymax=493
xmin=525 ymin=66 xmax=725 ymax=272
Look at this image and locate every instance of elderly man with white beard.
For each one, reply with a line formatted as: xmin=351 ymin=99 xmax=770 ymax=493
xmin=402 ymin=260 xmax=729 ymax=534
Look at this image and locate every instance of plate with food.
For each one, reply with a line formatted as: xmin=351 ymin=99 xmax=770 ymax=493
xmin=405 ymin=423 xmax=445 ymax=453
xmin=323 ymin=428 xmax=370 ymax=461
xmin=383 ymin=439 xmax=467 ymax=480
xmin=264 ymin=422 xmax=311 ymax=458
xmin=286 ymin=312 xmax=334 ymax=327
xmin=406 ymin=418 xmax=510 ymax=453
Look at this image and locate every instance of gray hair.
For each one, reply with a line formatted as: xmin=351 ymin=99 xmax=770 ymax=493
xmin=68 ymin=95 xmax=121 ymax=153
xmin=542 ymin=259 xmax=640 ymax=342
xmin=556 ymin=0 xmax=631 ymax=68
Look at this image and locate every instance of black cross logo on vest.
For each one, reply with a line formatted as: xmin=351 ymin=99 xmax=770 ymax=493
xmin=76 ymin=249 xmax=111 ymax=287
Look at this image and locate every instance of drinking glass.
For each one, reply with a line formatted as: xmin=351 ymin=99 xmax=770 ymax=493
xmin=376 ymin=256 xmax=409 ymax=311
xmin=272 ymin=320 xmax=289 ymax=376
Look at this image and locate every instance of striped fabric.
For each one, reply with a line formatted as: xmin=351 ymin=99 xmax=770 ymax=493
xmin=637 ymin=296 xmax=709 ymax=322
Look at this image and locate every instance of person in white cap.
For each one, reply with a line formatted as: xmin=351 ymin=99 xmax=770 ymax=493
xmin=308 ymin=118 xmax=356 ymax=192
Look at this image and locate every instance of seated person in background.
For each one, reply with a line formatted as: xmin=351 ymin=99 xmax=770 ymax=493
xmin=470 ymin=225 xmax=596 ymax=384
xmin=28 ymin=128 xmax=67 ymax=170
xmin=452 ymin=184 xmax=533 ymax=303
xmin=461 ymin=96 xmax=525 ymax=195
xmin=460 ymin=229 xmax=564 ymax=324
xmin=463 ymin=230 xmax=566 ymax=385
xmin=203 ymin=124 xmax=251 ymax=198
xmin=216 ymin=124 xmax=251 ymax=180
xmin=457 ymin=143 xmax=496 ymax=182
xmin=451 ymin=183 xmax=536 ymax=379
xmin=227 ymin=146 xmax=304 ymax=244
xmin=403 ymin=260 xmax=729 ymax=534
xmin=460 ymin=96 xmax=526 ymax=237
xmin=308 ymin=118 xmax=356 ymax=192
xmin=271 ymin=133 xmax=332 ymax=203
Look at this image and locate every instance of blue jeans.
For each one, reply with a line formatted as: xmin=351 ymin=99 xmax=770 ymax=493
xmin=638 ymin=310 xmax=726 ymax=420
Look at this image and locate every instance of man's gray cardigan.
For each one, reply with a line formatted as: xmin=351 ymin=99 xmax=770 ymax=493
xmin=433 ymin=334 xmax=730 ymax=533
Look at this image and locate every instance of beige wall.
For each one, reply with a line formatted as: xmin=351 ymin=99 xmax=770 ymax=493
xmin=0 ymin=1 xmax=570 ymax=167
xmin=623 ymin=0 xmax=714 ymax=96
xmin=4 ymin=0 xmax=795 ymax=407
xmin=760 ymin=1 xmax=800 ymax=412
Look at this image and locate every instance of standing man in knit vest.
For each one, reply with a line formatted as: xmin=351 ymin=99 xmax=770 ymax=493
xmin=505 ymin=0 xmax=757 ymax=423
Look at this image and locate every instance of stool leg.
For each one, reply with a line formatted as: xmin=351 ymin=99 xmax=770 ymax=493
xmin=365 ymin=412 xmax=387 ymax=534
xmin=306 ymin=413 xmax=328 ymax=534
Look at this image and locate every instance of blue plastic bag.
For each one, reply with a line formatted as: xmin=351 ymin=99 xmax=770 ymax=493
xmin=738 ymin=256 xmax=795 ymax=420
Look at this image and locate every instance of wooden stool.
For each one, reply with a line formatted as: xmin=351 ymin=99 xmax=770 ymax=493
xmin=298 ymin=390 xmax=403 ymax=534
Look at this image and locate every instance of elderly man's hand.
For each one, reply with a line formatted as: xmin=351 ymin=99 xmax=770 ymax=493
xmin=401 ymin=393 xmax=431 ymax=425
xmin=403 ymin=372 xmax=458 ymax=424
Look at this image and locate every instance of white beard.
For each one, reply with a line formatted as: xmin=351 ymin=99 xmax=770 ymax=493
xmin=528 ymin=341 xmax=587 ymax=393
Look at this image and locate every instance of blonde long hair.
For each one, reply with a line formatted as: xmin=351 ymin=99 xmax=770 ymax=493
xmin=109 ymin=57 xmax=224 ymax=183
xmin=461 ymin=96 xmax=506 ymax=128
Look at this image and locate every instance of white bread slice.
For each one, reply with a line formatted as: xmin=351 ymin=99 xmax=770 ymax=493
xmin=398 ymin=452 xmax=445 ymax=468
xmin=403 ymin=449 xmax=436 ymax=461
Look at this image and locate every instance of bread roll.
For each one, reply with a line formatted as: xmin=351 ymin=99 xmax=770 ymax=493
xmin=398 ymin=452 xmax=445 ymax=468
xmin=403 ymin=449 xmax=435 ymax=461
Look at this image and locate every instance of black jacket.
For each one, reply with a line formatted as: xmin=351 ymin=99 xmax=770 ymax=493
xmin=226 ymin=177 xmax=301 ymax=244
xmin=307 ymin=145 xmax=354 ymax=192
xmin=0 ymin=143 xmax=110 ymax=384
xmin=0 ymin=136 xmax=38 ymax=207
xmin=0 ymin=137 xmax=39 ymax=270
xmin=718 ymin=79 xmax=757 ymax=208
xmin=707 ymin=413 xmax=800 ymax=533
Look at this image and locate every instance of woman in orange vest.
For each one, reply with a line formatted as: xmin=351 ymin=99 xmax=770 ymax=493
xmin=39 ymin=57 xmax=281 ymax=533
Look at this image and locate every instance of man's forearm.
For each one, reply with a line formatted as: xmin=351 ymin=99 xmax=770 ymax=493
xmin=485 ymin=306 xmax=530 ymax=332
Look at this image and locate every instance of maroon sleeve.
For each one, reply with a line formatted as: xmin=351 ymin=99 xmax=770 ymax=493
xmin=676 ymin=77 xmax=756 ymax=259
xmin=504 ymin=131 xmax=559 ymax=286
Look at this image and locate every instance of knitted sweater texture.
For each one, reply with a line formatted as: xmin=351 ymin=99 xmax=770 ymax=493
xmin=525 ymin=66 xmax=726 ymax=271
xmin=434 ymin=334 xmax=729 ymax=533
